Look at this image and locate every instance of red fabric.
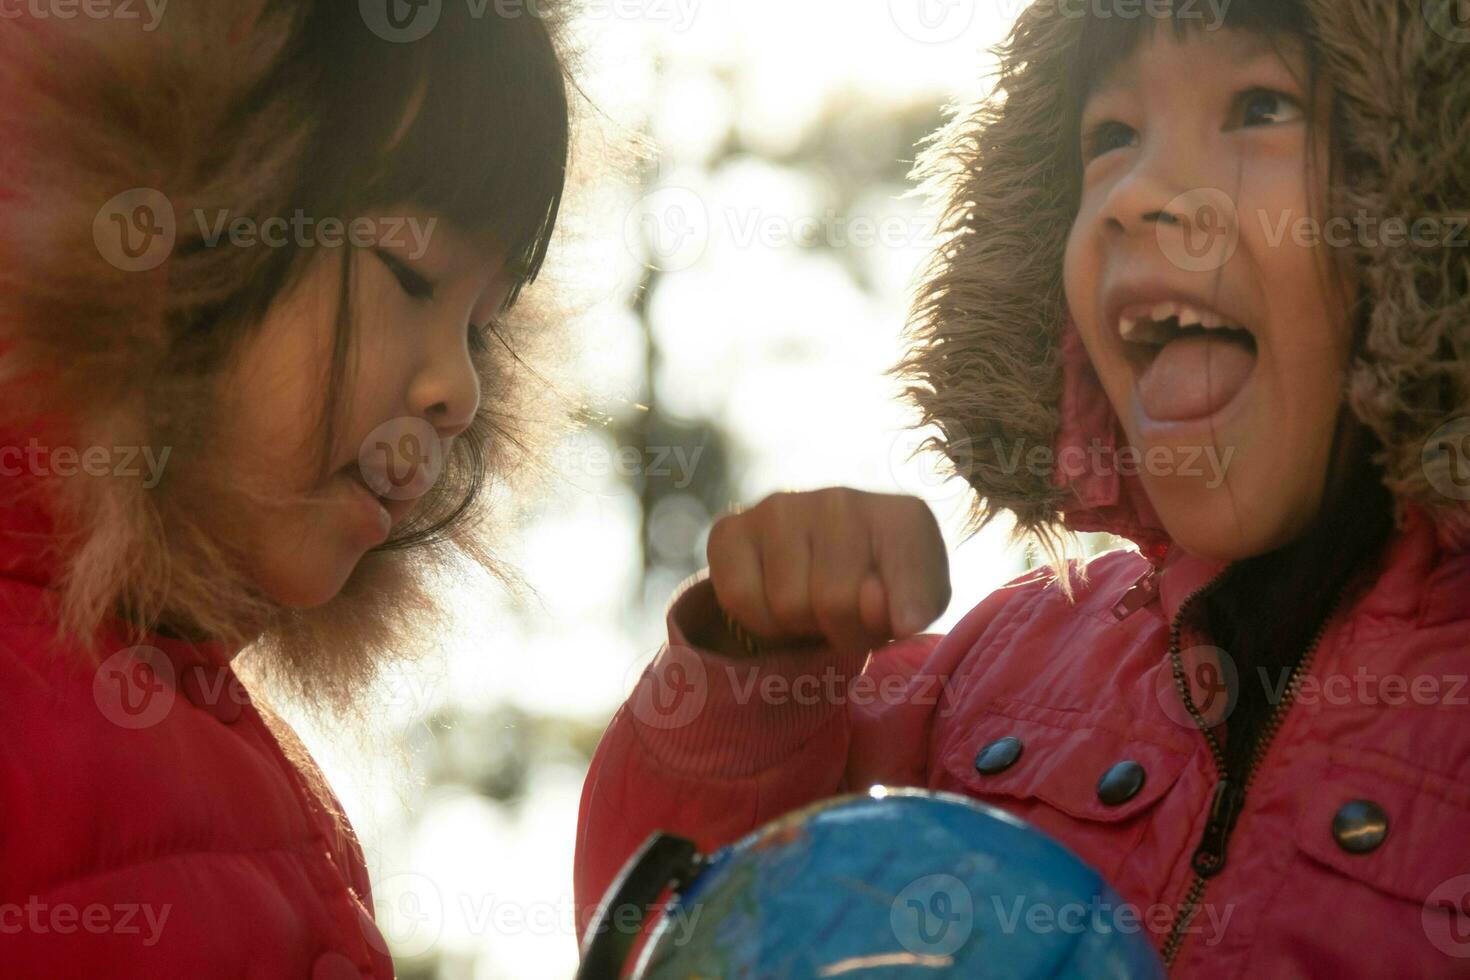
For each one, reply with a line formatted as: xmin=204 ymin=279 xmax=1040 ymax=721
xmin=574 ymin=315 xmax=1470 ymax=975
xmin=0 ymin=444 xmax=393 ymax=976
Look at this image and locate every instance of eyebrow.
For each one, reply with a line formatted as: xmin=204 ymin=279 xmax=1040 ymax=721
xmin=1088 ymin=34 xmax=1300 ymax=99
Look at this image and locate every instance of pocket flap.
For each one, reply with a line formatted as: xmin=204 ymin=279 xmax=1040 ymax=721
xmin=1294 ymin=753 xmax=1470 ymax=906
xmin=941 ymin=698 xmax=1193 ymax=823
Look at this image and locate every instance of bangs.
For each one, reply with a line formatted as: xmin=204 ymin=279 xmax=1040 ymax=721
xmin=1067 ymin=0 xmax=1311 ymax=116
xmin=284 ymin=1 xmax=572 ymax=306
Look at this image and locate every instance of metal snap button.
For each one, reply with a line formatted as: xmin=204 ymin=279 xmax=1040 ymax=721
xmin=1332 ymin=799 xmax=1389 ymax=853
xmin=973 ymin=736 xmax=1024 ymax=775
xmin=1097 ymin=760 xmax=1147 ymax=806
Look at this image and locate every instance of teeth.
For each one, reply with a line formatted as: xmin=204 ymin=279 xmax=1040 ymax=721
xmin=1119 ymin=300 xmax=1241 ymax=344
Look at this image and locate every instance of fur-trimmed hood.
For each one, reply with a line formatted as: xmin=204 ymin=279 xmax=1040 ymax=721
xmin=899 ymin=0 xmax=1470 ymax=560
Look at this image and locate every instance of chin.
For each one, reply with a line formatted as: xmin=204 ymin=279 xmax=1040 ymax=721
xmin=1141 ymin=475 xmax=1311 ymax=562
xmin=253 ymin=554 xmax=356 ymax=610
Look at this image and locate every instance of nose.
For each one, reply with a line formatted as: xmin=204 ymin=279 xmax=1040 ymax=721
xmin=1096 ymin=125 xmax=1229 ymax=245
xmin=406 ymin=323 xmax=481 ymax=442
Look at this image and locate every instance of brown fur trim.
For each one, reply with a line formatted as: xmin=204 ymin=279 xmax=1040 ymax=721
xmin=896 ymin=0 xmax=1470 ymax=558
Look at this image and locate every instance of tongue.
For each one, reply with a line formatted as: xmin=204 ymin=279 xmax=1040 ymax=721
xmin=1137 ymin=334 xmax=1256 ymax=422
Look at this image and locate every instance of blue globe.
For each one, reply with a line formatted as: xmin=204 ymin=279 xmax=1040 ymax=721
xmin=628 ymin=787 xmax=1165 ymax=979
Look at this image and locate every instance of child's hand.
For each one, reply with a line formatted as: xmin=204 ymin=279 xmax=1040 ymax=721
xmin=704 ymin=488 xmax=951 ymax=657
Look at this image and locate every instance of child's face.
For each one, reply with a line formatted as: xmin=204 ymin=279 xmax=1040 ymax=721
xmin=1063 ymin=27 xmax=1350 ymax=560
xmin=217 ymin=207 xmax=510 ymax=608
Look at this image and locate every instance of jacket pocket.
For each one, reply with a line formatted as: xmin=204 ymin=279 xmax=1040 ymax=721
xmin=1247 ymin=750 xmax=1470 ymax=977
xmin=933 ymin=697 xmax=1193 ymax=886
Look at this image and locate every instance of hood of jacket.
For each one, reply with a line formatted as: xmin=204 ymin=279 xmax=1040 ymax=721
xmin=900 ymin=0 xmax=1470 ymax=576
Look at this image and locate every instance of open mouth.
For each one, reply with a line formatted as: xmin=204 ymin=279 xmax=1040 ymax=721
xmin=1117 ymin=301 xmax=1258 ymax=424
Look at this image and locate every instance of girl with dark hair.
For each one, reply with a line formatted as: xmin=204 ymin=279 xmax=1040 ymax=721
xmin=576 ymin=1 xmax=1470 ymax=973
xmin=0 ymin=1 xmax=577 ymax=974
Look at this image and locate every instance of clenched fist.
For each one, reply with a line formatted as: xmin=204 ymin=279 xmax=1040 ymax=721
xmin=703 ymin=488 xmax=951 ymax=657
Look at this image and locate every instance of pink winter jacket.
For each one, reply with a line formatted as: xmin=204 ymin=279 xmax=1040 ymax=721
xmin=577 ymin=499 xmax=1470 ymax=976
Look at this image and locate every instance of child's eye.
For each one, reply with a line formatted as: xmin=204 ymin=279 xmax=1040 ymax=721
xmin=373 ymin=248 xmax=437 ymax=301
xmin=1082 ymin=120 xmax=1138 ymax=162
xmin=1233 ymin=88 xmax=1303 ymax=129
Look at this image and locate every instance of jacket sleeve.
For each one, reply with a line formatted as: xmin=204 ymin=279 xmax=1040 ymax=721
xmin=570 ymin=568 xmax=1015 ymax=949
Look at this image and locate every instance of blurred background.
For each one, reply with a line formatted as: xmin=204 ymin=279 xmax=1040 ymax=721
xmin=280 ymin=2 xmax=1118 ymax=976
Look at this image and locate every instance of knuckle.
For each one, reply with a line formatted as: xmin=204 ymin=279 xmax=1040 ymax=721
xmin=809 ymin=585 xmax=852 ymax=626
xmin=714 ymin=576 xmax=761 ymax=622
xmin=766 ymin=588 xmax=808 ymax=627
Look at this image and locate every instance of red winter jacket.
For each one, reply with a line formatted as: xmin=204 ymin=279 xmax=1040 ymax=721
xmin=0 ymin=457 xmax=394 ymax=976
xmin=574 ymin=319 xmax=1470 ymax=977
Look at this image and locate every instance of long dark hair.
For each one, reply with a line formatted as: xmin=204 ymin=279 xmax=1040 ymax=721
xmin=1063 ymin=0 xmax=1397 ymax=774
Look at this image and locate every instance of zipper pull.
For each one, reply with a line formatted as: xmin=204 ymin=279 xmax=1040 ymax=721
xmin=1191 ymin=779 xmax=1244 ymax=878
xmin=1112 ymin=565 xmax=1160 ymax=621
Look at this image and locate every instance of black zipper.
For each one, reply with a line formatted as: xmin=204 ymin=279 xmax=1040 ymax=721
xmin=1158 ymin=567 xmax=1350 ymax=969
